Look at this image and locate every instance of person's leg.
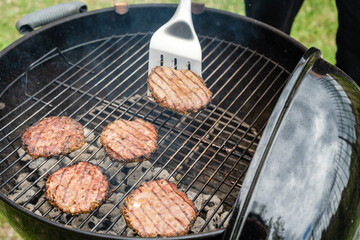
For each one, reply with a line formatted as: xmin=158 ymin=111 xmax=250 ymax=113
xmin=335 ymin=0 xmax=360 ymax=85
xmin=245 ymin=0 xmax=305 ymax=34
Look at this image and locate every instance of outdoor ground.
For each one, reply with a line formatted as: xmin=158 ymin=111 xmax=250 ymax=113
xmin=0 ymin=0 xmax=336 ymax=239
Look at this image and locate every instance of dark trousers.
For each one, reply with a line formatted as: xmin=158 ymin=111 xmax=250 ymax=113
xmin=245 ymin=0 xmax=360 ymax=85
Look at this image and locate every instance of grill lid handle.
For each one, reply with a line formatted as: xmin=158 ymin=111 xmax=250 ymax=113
xmin=15 ymin=1 xmax=87 ymax=35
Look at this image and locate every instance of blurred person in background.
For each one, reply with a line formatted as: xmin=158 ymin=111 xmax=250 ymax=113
xmin=244 ymin=0 xmax=360 ymax=85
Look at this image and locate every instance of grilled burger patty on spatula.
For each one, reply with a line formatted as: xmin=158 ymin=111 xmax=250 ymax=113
xmin=147 ymin=66 xmax=212 ymax=114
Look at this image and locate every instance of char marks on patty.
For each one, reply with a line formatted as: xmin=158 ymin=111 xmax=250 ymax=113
xmin=100 ymin=118 xmax=158 ymax=163
xmin=122 ymin=178 xmax=197 ymax=237
xmin=147 ymin=66 xmax=212 ymax=114
xmin=45 ymin=161 xmax=109 ymax=215
xmin=21 ymin=116 xmax=86 ymax=159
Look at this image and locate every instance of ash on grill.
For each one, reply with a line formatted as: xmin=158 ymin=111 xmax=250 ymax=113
xmin=13 ymin=146 xmax=229 ymax=235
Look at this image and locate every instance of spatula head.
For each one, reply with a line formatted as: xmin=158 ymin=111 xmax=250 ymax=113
xmin=148 ymin=25 xmax=202 ymax=76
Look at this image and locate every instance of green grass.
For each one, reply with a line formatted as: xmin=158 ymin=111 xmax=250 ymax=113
xmin=0 ymin=1 xmax=337 ymax=239
xmin=291 ymin=0 xmax=337 ymax=64
xmin=0 ymin=214 xmax=20 ymax=240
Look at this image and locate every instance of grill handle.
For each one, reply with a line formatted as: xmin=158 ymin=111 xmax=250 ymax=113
xmin=15 ymin=1 xmax=87 ymax=35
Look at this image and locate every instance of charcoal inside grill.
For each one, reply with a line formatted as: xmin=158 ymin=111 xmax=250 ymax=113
xmin=9 ymin=114 xmax=250 ymax=235
xmin=0 ymin=33 xmax=288 ymax=236
xmin=11 ymin=129 xmax=235 ymax=234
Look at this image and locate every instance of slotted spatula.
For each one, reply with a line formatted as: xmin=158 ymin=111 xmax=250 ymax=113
xmin=148 ymin=0 xmax=202 ymax=77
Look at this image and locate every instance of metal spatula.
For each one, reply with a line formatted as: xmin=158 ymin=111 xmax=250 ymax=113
xmin=148 ymin=0 xmax=202 ymax=76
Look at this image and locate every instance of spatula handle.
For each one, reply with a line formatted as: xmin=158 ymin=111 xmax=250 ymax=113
xmin=172 ymin=0 xmax=192 ymax=23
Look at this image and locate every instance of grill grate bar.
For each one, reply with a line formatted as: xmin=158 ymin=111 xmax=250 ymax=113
xmin=109 ymin=51 xmax=263 ymax=236
xmin=0 ymin=34 xmax=138 ymax=153
xmin=4 ymin=40 xmax=156 ymax=201
xmin=67 ymin=36 xmax=207 ymax=121
xmin=180 ymin=59 xmax=278 ymax=192
xmin=61 ymin=43 xmax=150 ymax=119
xmin=13 ymin=59 xmax=151 ymax=205
xmin=30 ymin=75 xmax=158 ymax=218
xmin=0 ymin=35 xmax=152 ymax=154
xmin=87 ymin=102 xmax=257 ymax=159
xmin=10 ymin=36 xmax=222 ymax=217
xmin=0 ymin=47 xmax=62 ymax=115
xmin=199 ymin=129 xmax=265 ymax=231
xmin=190 ymin=67 xmax=288 ymax=230
xmin=89 ymin=52 xmax=260 ymax=234
xmin=0 ymin=31 xmax=292 ymax=236
xmin=201 ymin=71 xmax=288 ymax=230
xmin=5 ymin=58 xmax=150 ymax=197
xmin=0 ymin=37 xmax=151 ymax=186
xmin=0 ymin=34 xmax=148 ymax=148
xmin=0 ymin=35 xmax=119 ymax=132
xmin=0 ymin=36 xmax=149 ymax=162
xmin=88 ymin=44 xmax=254 ymax=233
xmin=0 ymin=34 xmax=152 ymax=123
xmin=30 ymin=36 xmax=228 ymax=229
xmin=56 ymin=92 xmax=165 ymax=225
xmin=147 ymin=50 xmax=259 ymax=186
xmin=86 ymin=98 xmax=258 ymax=152
xmin=79 ymin=103 xmax=184 ymax=230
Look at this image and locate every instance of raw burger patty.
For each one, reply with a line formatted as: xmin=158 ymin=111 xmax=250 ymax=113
xmin=45 ymin=161 xmax=109 ymax=215
xmin=147 ymin=66 xmax=212 ymax=114
xmin=122 ymin=178 xmax=197 ymax=237
xmin=21 ymin=116 xmax=86 ymax=158
xmin=100 ymin=118 xmax=157 ymax=162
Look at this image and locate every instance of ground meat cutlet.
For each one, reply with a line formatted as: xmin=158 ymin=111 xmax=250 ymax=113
xmin=21 ymin=116 xmax=86 ymax=159
xmin=45 ymin=161 xmax=109 ymax=215
xmin=147 ymin=66 xmax=212 ymax=114
xmin=100 ymin=118 xmax=158 ymax=163
xmin=122 ymin=178 xmax=197 ymax=237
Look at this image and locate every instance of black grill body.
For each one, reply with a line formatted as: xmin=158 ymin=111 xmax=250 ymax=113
xmin=1 ymin=4 xmax=359 ymax=240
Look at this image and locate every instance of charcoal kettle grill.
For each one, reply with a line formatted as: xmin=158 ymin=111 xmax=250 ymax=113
xmin=0 ymin=2 xmax=360 ymax=240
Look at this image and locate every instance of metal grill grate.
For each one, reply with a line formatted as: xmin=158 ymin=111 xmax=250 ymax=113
xmin=0 ymin=32 xmax=290 ymax=236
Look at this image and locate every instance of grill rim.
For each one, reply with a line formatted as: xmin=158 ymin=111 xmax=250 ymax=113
xmin=0 ymin=3 xmax=307 ymax=65
xmin=0 ymin=194 xmax=225 ymax=240
xmin=0 ymin=4 xmax=307 ymax=240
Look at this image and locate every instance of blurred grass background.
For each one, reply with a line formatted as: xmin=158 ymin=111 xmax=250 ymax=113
xmin=0 ymin=0 xmax=336 ymax=239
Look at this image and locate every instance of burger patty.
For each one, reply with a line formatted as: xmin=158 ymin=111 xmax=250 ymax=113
xmin=45 ymin=161 xmax=109 ymax=215
xmin=21 ymin=116 xmax=86 ymax=158
xmin=100 ymin=118 xmax=158 ymax=163
xmin=147 ymin=66 xmax=212 ymax=114
xmin=122 ymin=178 xmax=197 ymax=237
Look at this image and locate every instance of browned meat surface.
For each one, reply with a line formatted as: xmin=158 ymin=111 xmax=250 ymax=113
xmin=100 ymin=118 xmax=157 ymax=163
xmin=147 ymin=66 xmax=212 ymax=114
xmin=45 ymin=161 xmax=109 ymax=215
xmin=21 ymin=116 xmax=86 ymax=159
xmin=122 ymin=178 xmax=197 ymax=237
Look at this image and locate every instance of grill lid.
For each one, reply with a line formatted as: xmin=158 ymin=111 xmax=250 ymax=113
xmin=224 ymin=48 xmax=360 ymax=240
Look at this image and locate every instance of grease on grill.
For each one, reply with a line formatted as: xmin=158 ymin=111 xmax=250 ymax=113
xmin=100 ymin=118 xmax=158 ymax=163
xmin=45 ymin=161 xmax=110 ymax=215
xmin=147 ymin=66 xmax=212 ymax=114
xmin=21 ymin=116 xmax=86 ymax=159
xmin=122 ymin=178 xmax=197 ymax=237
